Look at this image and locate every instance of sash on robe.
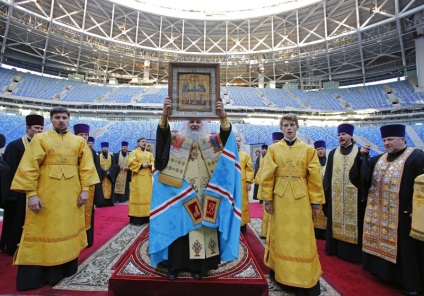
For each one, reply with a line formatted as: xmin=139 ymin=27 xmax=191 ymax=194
xmin=148 ymin=132 xmax=241 ymax=266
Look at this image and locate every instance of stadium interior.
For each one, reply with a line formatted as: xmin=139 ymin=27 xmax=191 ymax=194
xmin=1 ymin=0 xmax=424 ymax=295
xmin=0 ymin=0 xmax=424 ymax=155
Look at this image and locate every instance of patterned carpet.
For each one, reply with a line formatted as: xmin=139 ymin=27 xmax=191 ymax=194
xmin=108 ymin=227 xmax=268 ymax=296
xmin=54 ymin=220 xmax=339 ymax=295
xmin=249 ymin=218 xmax=340 ymax=296
xmin=54 ymin=224 xmax=147 ymax=292
xmin=112 ymin=228 xmax=265 ymax=280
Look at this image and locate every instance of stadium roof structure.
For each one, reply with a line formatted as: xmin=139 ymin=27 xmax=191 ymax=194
xmin=0 ymin=0 xmax=423 ymax=89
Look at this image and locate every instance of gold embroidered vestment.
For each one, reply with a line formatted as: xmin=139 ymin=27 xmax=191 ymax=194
xmin=100 ymin=154 xmax=113 ymax=199
xmin=114 ymin=152 xmax=129 ymax=195
xmin=331 ymin=146 xmax=359 ymax=244
xmin=363 ymin=148 xmax=413 ymax=263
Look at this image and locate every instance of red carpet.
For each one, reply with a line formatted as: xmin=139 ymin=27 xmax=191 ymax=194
xmin=316 ymin=239 xmax=403 ymax=296
xmin=243 ymin=226 xmax=269 ymax=273
xmin=0 ymin=205 xmax=128 ymax=295
xmin=109 ymin=227 xmax=268 ymax=296
xmin=249 ymin=202 xmax=263 ymax=218
xmin=0 ymin=203 xmax=411 ymax=295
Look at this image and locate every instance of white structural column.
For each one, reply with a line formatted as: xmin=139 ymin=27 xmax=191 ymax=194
xmin=415 ymin=11 xmax=424 ymax=88
xmin=416 ymin=37 xmax=424 ymax=88
xmin=258 ymin=63 xmax=265 ymax=88
xmin=143 ymin=59 xmax=151 ymax=81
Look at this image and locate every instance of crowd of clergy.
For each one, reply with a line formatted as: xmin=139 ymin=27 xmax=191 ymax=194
xmin=252 ymin=121 xmax=424 ymax=296
xmin=0 ymin=109 xmax=154 ymax=290
xmin=0 ymin=106 xmax=423 ymax=296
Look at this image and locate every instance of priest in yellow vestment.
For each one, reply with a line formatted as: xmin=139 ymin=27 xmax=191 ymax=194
xmin=73 ymin=123 xmax=98 ymax=248
xmin=99 ymin=142 xmax=116 ymax=207
xmin=259 ymin=132 xmax=284 ymax=239
xmin=260 ymin=113 xmax=324 ymax=295
xmin=11 ymin=106 xmax=99 ymax=291
xmin=128 ymin=137 xmax=154 ymax=225
xmin=235 ymin=134 xmax=254 ymax=234
xmin=313 ymin=140 xmax=327 ymax=240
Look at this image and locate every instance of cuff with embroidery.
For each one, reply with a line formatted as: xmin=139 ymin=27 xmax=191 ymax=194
xmin=159 ymin=114 xmax=168 ymax=129
xmin=220 ymin=115 xmax=230 ymax=130
xmin=26 ymin=191 xmax=37 ymax=198
xmin=82 ymin=187 xmax=89 ymax=192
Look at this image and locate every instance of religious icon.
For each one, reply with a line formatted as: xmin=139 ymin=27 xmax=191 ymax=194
xmin=168 ymin=63 xmax=220 ymax=119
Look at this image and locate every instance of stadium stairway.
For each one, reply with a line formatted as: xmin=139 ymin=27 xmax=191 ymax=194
xmin=353 ymin=135 xmax=384 ymax=155
xmin=406 ymin=125 xmax=424 ymax=150
xmin=297 ymin=132 xmax=313 ymax=145
xmin=91 ymin=121 xmax=114 ymax=138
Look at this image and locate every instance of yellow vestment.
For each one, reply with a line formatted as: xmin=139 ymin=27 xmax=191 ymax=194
xmin=239 ymin=150 xmax=254 ymax=226
xmin=100 ymin=154 xmax=113 ymax=200
xmin=114 ymin=152 xmax=129 ymax=195
xmin=259 ymin=139 xmax=324 ymax=288
xmin=11 ymin=130 xmax=99 ymax=266
xmin=255 ymin=156 xmax=270 ymax=237
xmin=313 ymin=161 xmax=327 ymax=230
xmin=185 ymin=140 xmax=220 ymax=259
xmin=128 ymin=148 xmax=154 ymax=217
xmin=331 ymin=146 xmax=359 ymax=244
xmin=363 ymin=148 xmax=413 ymax=263
xmin=411 ymin=173 xmax=424 ymax=242
xmin=86 ymin=185 xmax=95 ymax=230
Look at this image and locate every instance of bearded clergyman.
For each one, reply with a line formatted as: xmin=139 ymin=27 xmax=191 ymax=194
xmin=148 ymin=98 xmax=242 ymax=281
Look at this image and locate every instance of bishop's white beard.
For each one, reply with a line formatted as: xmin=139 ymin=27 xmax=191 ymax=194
xmin=182 ymin=129 xmax=210 ymax=141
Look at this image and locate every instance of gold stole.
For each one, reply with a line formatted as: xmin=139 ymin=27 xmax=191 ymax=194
xmin=189 ymin=227 xmax=219 ymax=259
xmin=114 ymin=152 xmax=128 ymax=194
xmin=183 ymin=140 xmax=221 ymax=259
xmin=321 ymin=163 xmax=327 ymax=180
xmin=158 ymin=136 xmax=193 ymax=187
xmin=100 ymin=154 xmax=112 ymax=199
xmin=21 ymin=135 xmax=30 ymax=149
xmin=331 ymin=146 xmax=359 ymax=244
xmin=364 ymin=148 xmax=413 ymax=263
xmin=198 ymin=135 xmax=222 ymax=177
xmin=159 ymin=134 xmax=223 ymax=188
xmin=314 ymin=162 xmax=327 ymax=230
xmin=411 ymin=174 xmax=424 ymax=242
xmin=85 ymin=186 xmax=94 ymax=229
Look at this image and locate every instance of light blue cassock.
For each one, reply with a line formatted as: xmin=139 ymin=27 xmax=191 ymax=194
xmin=149 ymin=131 xmax=242 ymax=267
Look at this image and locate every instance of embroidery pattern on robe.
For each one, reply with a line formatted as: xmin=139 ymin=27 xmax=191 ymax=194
xmin=114 ymin=152 xmax=128 ymax=194
xmin=363 ymin=147 xmax=413 ymax=263
xmin=331 ymin=146 xmax=359 ymax=244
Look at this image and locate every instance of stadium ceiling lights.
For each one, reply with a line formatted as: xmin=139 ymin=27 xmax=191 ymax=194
xmin=112 ymin=0 xmax=321 ymax=20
